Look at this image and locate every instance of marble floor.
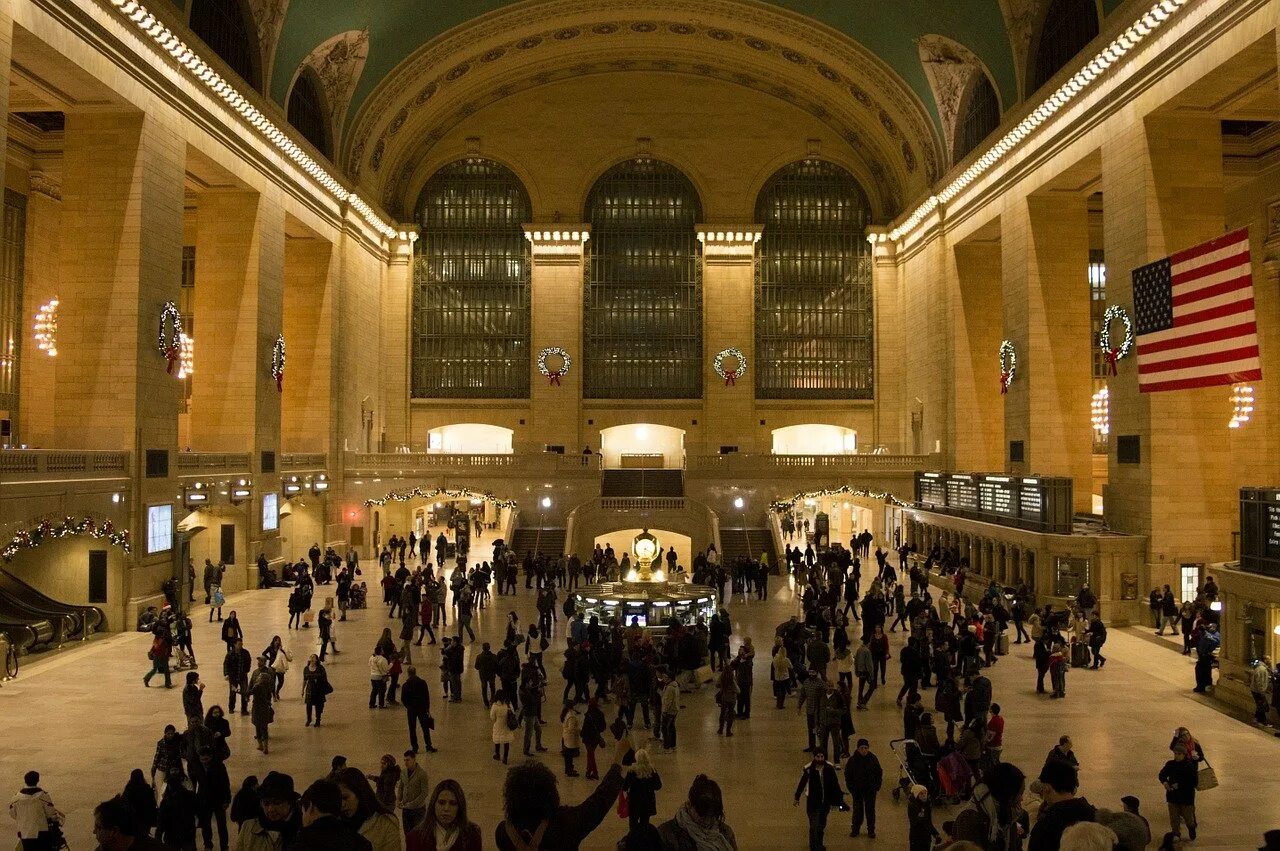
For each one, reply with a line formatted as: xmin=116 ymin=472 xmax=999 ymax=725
xmin=2 ymin=565 xmax=1279 ymax=850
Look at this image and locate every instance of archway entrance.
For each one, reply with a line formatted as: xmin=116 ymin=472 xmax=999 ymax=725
xmin=771 ymin=424 xmax=857 ymax=455
xmin=177 ymin=504 xmax=249 ymax=593
xmin=427 ymin=423 xmax=514 ymax=454
xmin=599 ymin=424 xmax=685 ymax=469
xmin=363 ymin=488 xmax=517 ymax=569
xmin=592 ymin=528 xmax=692 ymax=574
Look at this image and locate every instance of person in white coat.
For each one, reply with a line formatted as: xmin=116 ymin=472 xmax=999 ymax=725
xmin=489 ymin=689 xmax=517 ymax=764
xmin=9 ymin=771 xmax=62 ymax=851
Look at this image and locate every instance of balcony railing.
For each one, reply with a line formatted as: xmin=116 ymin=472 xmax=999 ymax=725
xmin=600 ymin=497 xmax=686 ymax=511
xmin=344 ymin=452 xmax=601 ymax=477
xmin=0 ymin=450 xmax=131 ymax=480
xmin=280 ymin=453 xmax=327 ymax=471
xmin=174 ymin=452 xmax=251 ymax=474
xmin=686 ymin=453 xmax=933 ymax=473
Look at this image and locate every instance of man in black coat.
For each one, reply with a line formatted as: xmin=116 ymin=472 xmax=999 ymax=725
xmin=794 ymin=749 xmax=845 ymax=851
xmin=843 ymin=738 xmax=883 ymax=838
xmin=194 ymin=746 xmax=231 ymax=851
xmin=223 ymin=639 xmax=252 ymax=715
xmin=401 ymin=665 xmax=437 ymax=754
xmin=288 ymin=780 xmax=372 ymax=851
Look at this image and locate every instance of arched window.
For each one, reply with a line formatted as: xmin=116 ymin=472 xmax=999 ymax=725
xmin=189 ymin=0 xmax=261 ymax=90
xmin=755 ymin=160 xmax=873 ymax=399
xmin=584 ymin=159 xmax=703 ymax=398
xmin=412 ymin=159 xmax=532 ymax=398
xmin=287 ymin=71 xmax=330 ymax=158
xmin=1029 ymin=0 xmax=1099 ymax=95
xmin=955 ymin=72 xmax=1001 ymax=161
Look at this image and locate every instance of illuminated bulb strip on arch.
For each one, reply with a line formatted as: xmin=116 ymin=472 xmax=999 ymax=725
xmin=880 ymin=0 xmax=1192 ymax=244
xmin=1228 ymin=384 xmax=1254 ymax=429
xmin=106 ymin=0 xmax=398 ymax=242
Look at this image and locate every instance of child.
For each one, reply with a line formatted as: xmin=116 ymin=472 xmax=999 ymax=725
xmin=561 ymin=703 xmax=582 ymax=777
xmin=1049 ymin=639 xmax=1068 ymax=699
xmin=208 ymin=585 xmax=225 ymax=623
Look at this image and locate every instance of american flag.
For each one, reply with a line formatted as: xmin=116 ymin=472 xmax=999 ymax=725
xmin=1132 ymin=228 xmax=1262 ymax=393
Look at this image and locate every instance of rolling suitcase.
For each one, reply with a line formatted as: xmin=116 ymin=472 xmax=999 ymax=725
xmin=996 ymin=632 xmax=1010 ymax=656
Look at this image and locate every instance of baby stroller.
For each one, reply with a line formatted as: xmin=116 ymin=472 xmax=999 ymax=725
xmin=936 ymin=750 xmax=974 ymax=805
xmin=349 ymin=582 xmax=368 ymax=609
xmin=889 ymin=738 xmax=936 ymax=803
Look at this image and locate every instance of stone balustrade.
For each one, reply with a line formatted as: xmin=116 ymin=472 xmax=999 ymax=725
xmin=0 ymin=450 xmax=131 ymax=480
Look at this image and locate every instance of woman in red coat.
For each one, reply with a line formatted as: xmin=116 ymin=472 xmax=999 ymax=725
xmin=406 ymin=779 xmax=482 ymax=851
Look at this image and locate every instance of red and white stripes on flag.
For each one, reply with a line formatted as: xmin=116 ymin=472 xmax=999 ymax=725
xmin=1131 ymin=228 xmax=1262 ymax=393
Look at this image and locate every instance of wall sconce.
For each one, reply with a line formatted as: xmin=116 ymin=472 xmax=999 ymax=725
xmin=541 ymin=496 xmax=552 ymax=509
xmin=733 ymin=497 xmax=744 ymax=509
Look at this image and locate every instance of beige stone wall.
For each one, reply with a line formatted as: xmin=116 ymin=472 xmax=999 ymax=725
xmin=951 ymin=237 xmax=1004 ymax=469
xmin=281 ymin=235 xmax=335 ymax=453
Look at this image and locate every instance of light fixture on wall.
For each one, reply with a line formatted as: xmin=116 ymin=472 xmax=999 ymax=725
xmin=733 ymin=497 xmax=744 ymax=509
xmin=540 ymin=496 xmax=552 ymax=509
xmin=1091 ymin=387 xmax=1110 ymax=438
xmin=34 ymin=298 xmax=58 ymax=356
xmin=1229 ymin=384 xmax=1254 ymax=429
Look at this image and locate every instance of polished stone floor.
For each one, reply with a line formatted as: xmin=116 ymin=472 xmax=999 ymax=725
xmin=3 ymin=558 xmax=1279 ymax=849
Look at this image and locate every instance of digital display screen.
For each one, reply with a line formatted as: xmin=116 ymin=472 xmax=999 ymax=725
xmin=1238 ymin=489 xmax=1280 ymax=578
xmin=262 ymin=492 xmax=278 ymax=532
xmin=915 ymin=472 xmax=1071 ymax=534
xmin=147 ymin=504 xmax=173 ymax=554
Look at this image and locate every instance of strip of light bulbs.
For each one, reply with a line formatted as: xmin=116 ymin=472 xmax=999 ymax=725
xmin=877 ymin=0 xmax=1191 ymax=244
xmin=107 ymin=0 xmax=399 ymax=242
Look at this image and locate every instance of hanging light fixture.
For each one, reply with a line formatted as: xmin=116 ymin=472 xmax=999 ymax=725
xmin=34 ymin=298 xmax=58 ymax=356
xmin=1229 ymin=384 xmax=1254 ymax=429
xmin=1090 ymin=387 xmax=1110 ymax=438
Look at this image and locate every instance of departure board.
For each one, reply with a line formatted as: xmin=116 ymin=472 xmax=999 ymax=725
xmin=914 ymin=471 xmax=1073 ymax=534
xmin=1241 ymin=488 xmax=1280 ymax=577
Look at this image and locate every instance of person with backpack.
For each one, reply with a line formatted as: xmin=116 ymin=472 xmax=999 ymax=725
xmin=9 ymin=770 xmax=62 ymax=851
xmin=495 ymin=734 xmax=633 ymax=850
xmin=490 ymin=689 xmax=518 ymax=765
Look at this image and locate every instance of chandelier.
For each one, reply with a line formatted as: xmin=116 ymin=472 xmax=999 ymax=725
xmin=34 ymin=297 xmax=58 ymax=357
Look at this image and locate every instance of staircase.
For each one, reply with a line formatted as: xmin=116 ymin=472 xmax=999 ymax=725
xmin=719 ymin=527 xmax=773 ymax=563
xmin=509 ymin=527 xmax=567 ymax=559
xmin=601 ymin=469 xmax=684 ymax=497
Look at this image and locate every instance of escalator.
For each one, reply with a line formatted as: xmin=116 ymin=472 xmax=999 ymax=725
xmin=0 ymin=567 xmax=105 ymax=654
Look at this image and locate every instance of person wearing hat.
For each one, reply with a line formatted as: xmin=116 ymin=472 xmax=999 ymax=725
xmin=793 ymin=749 xmax=845 ymax=851
xmin=907 ymin=784 xmax=939 ymax=851
xmin=843 ymin=738 xmax=883 ymax=838
xmin=234 ymin=772 xmax=301 ymax=851
xmin=1158 ymin=744 xmax=1199 ymax=842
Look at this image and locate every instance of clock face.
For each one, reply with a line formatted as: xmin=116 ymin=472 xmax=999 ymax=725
xmin=634 ymin=537 xmax=657 ymax=559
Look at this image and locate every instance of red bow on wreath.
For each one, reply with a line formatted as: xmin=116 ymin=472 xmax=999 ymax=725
xmin=276 ymin=373 xmax=284 ymax=392
xmin=1000 ymin=371 xmax=1010 ymax=394
xmin=165 ymin=345 xmax=180 ymax=375
xmin=1105 ymin=349 xmax=1119 ymax=376
xmin=548 ymin=371 xmax=563 ymax=386
xmin=724 ymin=370 xmax=738 ymax=387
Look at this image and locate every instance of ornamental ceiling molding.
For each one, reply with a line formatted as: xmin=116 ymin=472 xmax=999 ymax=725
xmin=343 ymin=0 xmax=943 ymax=191
xmin=378 ymin=56 xmax=905 ymax=220
xmin=249 ymin=0 xmax=291 ymax=89
xmin=916 ymin=35 xmax=992 ymax=163
xmin=299 ymin=29 xmax=370 ymax=145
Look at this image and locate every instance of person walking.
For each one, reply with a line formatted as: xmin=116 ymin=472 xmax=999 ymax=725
xmin=144 ymin=628 xmax=174 ymax=689
xmin=249 ymin=658 xmax=275 ymax=754
xmin=1193 ymin=623 xmax=1220 ymax=693
xmin=1250 ymin=657 xmax=1274 ymax=726
xmin=907 ymin=784 xmax=939 ymax=851
xmin=660 ymin=675 xmax=681 ymax=752
xmin=844 ymin=739 xmax=882 ymax=838
xmin=402 ymin=666 xmax=437 ymax=754
xmin=794 ymin=749 xmax=844 ymax=851
xmin=854 ymin=638 xmax=875 ymax=710
xmin=560 ymin=703 xmax=582 ymax=777
xmin=581 ymin=698 xmax=606 ymax=780
xmin=1159 ymin=744 xmax=1199 ymax=841
xmin=369 ymin=648 xmax=391 ymax=709
xmin=405 ymin=779 xmax=482 ymax=851
xmin=489 ymin=689 xmax=517 ymax=764
xmin=302 ymin=655 xmax=331 ymax=727
xmin=395 ymin=750 xmax=429 ymax=836
xmin=1087 ymin=615 xmax=1108 ymax=669
xmin=621 ymin=749 xmax=662 ymax=835
xmin=9 ymin=771 xmax=62 ymax=851
xmin=222 ymin=639 xmax=252 ymax=716
xmin=193 ymin=747 xmax=231 ymax=851
xmin=772 ymin=642 xmax=794 ymax=709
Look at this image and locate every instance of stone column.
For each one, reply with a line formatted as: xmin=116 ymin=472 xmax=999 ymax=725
xmin=1101 ymin=115 xmax=1231 ymax=562
xmin=1001 ymin=193 xmax=1093 ymax=507
xmin=381 ymin=228 xmax=415 ymax=450
xmin=54 ymin=111 xmax=184 ymax=452
xmin=525 ymin=226 xmax=588 ymax=453
xmin=17 ymin=171 xmax=60 ymax=447
xmin=952 ymin=238 xmax=1004 ymax=469
xmin=699 ymin=227 xmax=762 ymax=455
xmin=870 ymin=227 xmax=903 ymax=452
xmin=282 ymin=232 xmax=337 ymax=454
xmin=190 ymin=189 xmax=285 ymax=457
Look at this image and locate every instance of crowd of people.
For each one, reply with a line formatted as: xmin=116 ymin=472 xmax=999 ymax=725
xmin=12 ymin=517 xmax=1280 ymax=851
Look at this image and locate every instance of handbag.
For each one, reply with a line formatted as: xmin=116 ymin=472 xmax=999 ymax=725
xmin=1196 ymin=758 xmax=1218 ymax=791
xmin=616 ymin=790 xmax=629 ymax=819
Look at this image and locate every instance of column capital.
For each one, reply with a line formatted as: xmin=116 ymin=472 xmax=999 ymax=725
xmin=867 ymin=225 xmax=897 ymax=263
xmin=696 ymin=225 xmax=762 ymax=264
xmin=390 ymin=223 xmax=418 ymax=264
xmin=523 ymin=224 xmax=590 ymax=264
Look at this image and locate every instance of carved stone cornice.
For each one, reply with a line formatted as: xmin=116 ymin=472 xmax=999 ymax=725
xmin=523 ymin=224 xmax=590 ymax=265
xmin=696 ymin=225 xmax=761 ymax=265
xmin=27 ymin=170 xmax=61 ymax=202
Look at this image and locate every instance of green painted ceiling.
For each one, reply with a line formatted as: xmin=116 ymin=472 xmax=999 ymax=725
xmin=268 ymin=0 xmax=1128 ymax=134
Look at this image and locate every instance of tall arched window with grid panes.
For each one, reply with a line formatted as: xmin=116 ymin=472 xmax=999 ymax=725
xmin=955 ymin=72 xmax=1001 ymax=162
xmin=754 ymin=160 xmax=873 ymax=399
xmin=1028 ymin=0 xmax=1099 ymax=95
xmin=412 ymin=159 xmax=532 ymax=398
xmin=188 ymin=0 xmax=261 ymax=90
xmin=287 ymin=70 xmax=330 ymax=159
xmin=583 ymin=159 xmax=703 ymax=398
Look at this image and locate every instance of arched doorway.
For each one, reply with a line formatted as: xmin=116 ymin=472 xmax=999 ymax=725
xmin=771 ymin=424 xmax=857 ymax=455
xmin=427 ymin=423 xmax=514 ymax=454
xmin=599 ymin=424 xmax=686 ymax=469
xmin=592 ymin=528 xmax=692 ymax=574
xmin=177 ymin=504 xmax=249 ymax=593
